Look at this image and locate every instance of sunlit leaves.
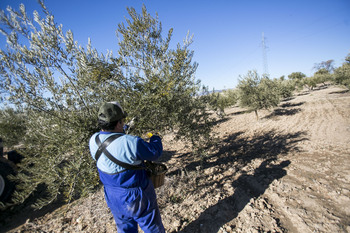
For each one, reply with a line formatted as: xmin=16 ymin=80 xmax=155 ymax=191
xmin=0 ymin=2 xmax=216 ymax=210
xmin=238 ymin=70 xmax=280 ymax=119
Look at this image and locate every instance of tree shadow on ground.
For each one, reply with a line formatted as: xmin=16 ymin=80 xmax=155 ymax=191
xmin=180 ymin=159 xmax=290 ymax=233
xmin=168 ymin=130 xmax=307 ymax=176
xmin=280 ymin=96 xmax=295 ymax=102
xmin=0 ymin=186 xmax=66 ymax=233
xmin=329 ymin=89 xmax=349 ymax=95
xmin=280 ymin=102 xmax=305 ymax=108
xmin=169 ymin=129 xmax=307 ymax=232
xmin=208 ymin=116 xmax=231 ymax=127
xmin=226 ymin=110 xmax=251 ymax=116
xmin=263 ymin=101 xmax=305 ymax=119
xmin=158 ymin=150 xmax=178 ymax=163
xmin=264 ymin=108 xmax=302 ymax=119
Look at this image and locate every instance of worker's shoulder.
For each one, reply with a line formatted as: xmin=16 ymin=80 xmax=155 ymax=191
xmin=89 ymin=132 xmax=99 ymax=143
xmin=120 ymin=133 xmax=140 ymax=142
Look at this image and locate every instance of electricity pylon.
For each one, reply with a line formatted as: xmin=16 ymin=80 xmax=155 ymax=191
xmin=262 ymin=32 xmax=269 ymax=77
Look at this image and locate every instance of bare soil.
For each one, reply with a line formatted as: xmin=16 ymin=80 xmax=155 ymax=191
xmin=1 ymin=85 xmax=350 ymax=233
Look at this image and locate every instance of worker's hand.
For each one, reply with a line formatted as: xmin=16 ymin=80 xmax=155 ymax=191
xmin=146 ymin=132 xmax=162 ymax=139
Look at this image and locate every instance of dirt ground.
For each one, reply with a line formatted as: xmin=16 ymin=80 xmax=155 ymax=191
xmin=1 ymin=85 xmax=350 ymax=233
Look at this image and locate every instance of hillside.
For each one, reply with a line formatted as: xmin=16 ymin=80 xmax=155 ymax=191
xmin=1 ymin=85 xmax=350 ymax=233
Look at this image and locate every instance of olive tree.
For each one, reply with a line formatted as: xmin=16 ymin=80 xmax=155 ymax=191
xmin=274 ymin=78 xmax=295 ymax=99
xmin=288 ymin=72 xmax=306 ymax=90
xmin=113 ymin=6 xmax=215 ymax=145
xmin=334 ymin=53 xmax=350 ymax=89
xmin=237 ymin=70 xmax=280 ymax=120
xmin=0 ymin=2 xmax=214 ymax=209
xmin=211 ymin=89 xmax=239 ymax=115
xmin=313 ymin=69 xmax=332 ymax=86
xmin=303 ymin=76 xmax=318 ymax=91
xmin=0 ymin=2 xmax=103 ymax=208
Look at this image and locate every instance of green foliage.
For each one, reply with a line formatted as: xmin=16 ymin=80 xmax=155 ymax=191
xmin=313 ymin=70 xmax=332 ymax=85
xmin=113 ymin=5 xmax=215 ymax=146
xmin=208 ymin=89 xmax=238 ymax=116
xmin=303 ymin=76 xmax=318 ymax=91
xmin=346 ymin=54 xmax=350 ymax=63
xmin=274 ymin=78 xmax=295 ymax=99
xmin=0 ymin=2 xmax=103 ymax=208
xmin=288 ymin=72 xmax=306 ymax=90
xmin=221 ymin=89 xmax=239 ymax=108
xmin=334 ymin=53 xmax=350 ymax=89
xmin=0 ymin=3 xmax=214 ymax=209
xmin=304 ymin=65 xmax=336 ymax=91
xmin=0 ymin=108 xmax=26 ymax=148
xmin=310 ymin=59 xmax=335 ymax=88
xmin=288 ymin=72 xmax=306 ymax=81
xmin=237 ymin=70 xmax=280 ymax=119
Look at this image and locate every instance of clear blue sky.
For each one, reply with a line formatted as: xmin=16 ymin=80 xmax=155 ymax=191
xmin=1 ymin=0 xmax=349 ymax=90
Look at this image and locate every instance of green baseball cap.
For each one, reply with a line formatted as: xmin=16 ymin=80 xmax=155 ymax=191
xmin=98 ymin=101 xmax=127 ymax=123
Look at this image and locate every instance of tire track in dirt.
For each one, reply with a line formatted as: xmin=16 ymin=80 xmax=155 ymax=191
xmin=260 ymin=88 xmax=350 ymax=232
xmin=290 ymin=90 xmax=349 ymax=150
xmin=266 ymin=152 xmax=350 ymax=232
xmin=212 ymin=86 xmax=350 ymax=232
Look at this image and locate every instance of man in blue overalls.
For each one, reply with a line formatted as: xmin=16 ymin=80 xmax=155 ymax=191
xmin=89 ymin=101 xmax=165 ymax=233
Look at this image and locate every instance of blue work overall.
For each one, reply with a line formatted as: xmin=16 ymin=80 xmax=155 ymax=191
xmin=89 ymin=132 xmax=165 ymax=233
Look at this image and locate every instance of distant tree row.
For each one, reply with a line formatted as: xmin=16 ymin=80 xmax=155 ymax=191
xmin=213 ymin=53 xmax=350 ymax=119
xmin=289 ymin=57 xmax=350 ymax=91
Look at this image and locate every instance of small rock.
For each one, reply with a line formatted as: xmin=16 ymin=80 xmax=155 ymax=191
xmin=172 ymin=219 xmax=181 ymax=230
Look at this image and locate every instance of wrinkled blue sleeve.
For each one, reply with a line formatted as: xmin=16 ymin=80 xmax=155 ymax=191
xmin=136 ymin=136 xmax=163 ymax=161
